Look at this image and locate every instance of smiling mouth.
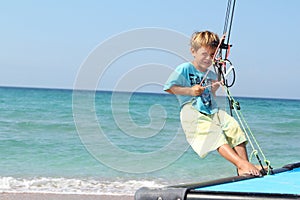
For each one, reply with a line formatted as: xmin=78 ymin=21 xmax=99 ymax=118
xmin=203 ymin=61 xmax=211 ymax=65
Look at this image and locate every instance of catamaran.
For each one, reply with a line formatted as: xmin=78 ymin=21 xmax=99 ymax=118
xmin=135 ymin=0 xmax=300 ymax=199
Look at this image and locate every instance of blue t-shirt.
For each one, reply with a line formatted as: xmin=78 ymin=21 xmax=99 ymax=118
xmin=164 ymin=62 xmax=219 ymax=115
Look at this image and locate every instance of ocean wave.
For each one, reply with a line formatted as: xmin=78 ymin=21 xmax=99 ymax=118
xmin=0 ymin=176 xmax=166 ymax=195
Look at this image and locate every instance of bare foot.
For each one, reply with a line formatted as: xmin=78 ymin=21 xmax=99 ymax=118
xmin=255 ymin=165 xmax=270 ymax=175
xmin=237 ymin=160 xmax=262 ymax=177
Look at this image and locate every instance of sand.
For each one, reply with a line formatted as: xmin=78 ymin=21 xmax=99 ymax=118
xmin=0 ymin=193 xmax=134 ymax=200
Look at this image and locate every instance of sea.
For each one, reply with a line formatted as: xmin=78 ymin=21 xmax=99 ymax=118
xmin=0 ymin=86 xmax=299 ymax=195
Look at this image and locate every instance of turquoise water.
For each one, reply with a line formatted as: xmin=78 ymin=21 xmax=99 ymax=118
xmin=0 ymin=87 xmax=299 ymax=195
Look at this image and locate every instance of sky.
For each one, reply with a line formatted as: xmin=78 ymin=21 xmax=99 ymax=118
xmin=1 ymin=0 xmax=300 ymax=99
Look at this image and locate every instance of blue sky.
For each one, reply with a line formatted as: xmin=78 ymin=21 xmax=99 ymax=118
xmin=1 ymin=0 xmax=300 ymax=99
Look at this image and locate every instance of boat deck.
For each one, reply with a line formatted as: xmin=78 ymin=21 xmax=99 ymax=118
xmin=135 ymin=162 xmax=300 ymax=200
xmin=195 ymin=166 xmax=300 ymax=194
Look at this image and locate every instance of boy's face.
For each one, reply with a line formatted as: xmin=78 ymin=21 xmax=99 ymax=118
xmin=191 ymin=46 xmax=215 ymax=71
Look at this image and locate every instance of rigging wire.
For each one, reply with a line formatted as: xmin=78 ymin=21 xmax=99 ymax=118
xmin=223 ymin=0 xmax=236 ymax=59
xmin=215 ymin=0 xmax=273 ymax=174
xmin=214 ymin=0 xmax=237 ymax=116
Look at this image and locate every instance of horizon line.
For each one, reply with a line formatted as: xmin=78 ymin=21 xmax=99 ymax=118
xmin=0 ymin=85 xmax=299 ymax=101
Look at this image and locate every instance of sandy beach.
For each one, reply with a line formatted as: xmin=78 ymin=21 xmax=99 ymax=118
xmin=0 ymin=193 xmax=134 ymax=200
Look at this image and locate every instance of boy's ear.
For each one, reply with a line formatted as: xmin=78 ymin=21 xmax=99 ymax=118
xmin=190 ymin=47 xmax=195 ymax=54
xmin=190 ymin=47 xmax=198 ymax=58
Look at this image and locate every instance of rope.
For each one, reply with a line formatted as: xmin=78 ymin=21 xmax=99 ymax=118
xmin=217 ymin=0 xmax=273 ymax=175
xmin=222 ymin=85 xmax=273 ymax=175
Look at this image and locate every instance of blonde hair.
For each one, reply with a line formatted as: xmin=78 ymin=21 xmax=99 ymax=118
xmin=190 ymin=31 xmax=220 ymax=51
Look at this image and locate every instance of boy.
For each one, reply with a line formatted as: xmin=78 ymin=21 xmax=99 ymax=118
xmin=164 ymin=31 xmax=261 ymax=176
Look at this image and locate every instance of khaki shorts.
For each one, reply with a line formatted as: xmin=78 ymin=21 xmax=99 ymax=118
xmin=180 ymin=102 xmax=247 ymax=158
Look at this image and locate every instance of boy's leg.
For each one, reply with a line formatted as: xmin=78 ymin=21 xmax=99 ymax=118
xmin=217 ymin=143 xmax=261 ymax=176
xmin=215 ymin=111 xmax=261 ymax=176
xmin=233 ymin=142 xmax=249 ymax=161
xmin=235 ymin=142 xmax=268 ymax=174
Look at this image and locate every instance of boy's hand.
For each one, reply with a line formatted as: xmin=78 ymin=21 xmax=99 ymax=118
xmin=190 ymin=85 xmax=205 ymax=96
xmin=211 ymin=81 xmax=222 ymax=93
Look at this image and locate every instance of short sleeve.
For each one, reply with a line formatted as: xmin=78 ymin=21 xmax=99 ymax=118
xmin=163 ymin=64 xmax=191 ymax=91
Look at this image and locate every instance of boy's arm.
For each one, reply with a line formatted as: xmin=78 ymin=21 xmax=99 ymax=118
xmin=165 ymin=85 xmax=205 ymax=96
